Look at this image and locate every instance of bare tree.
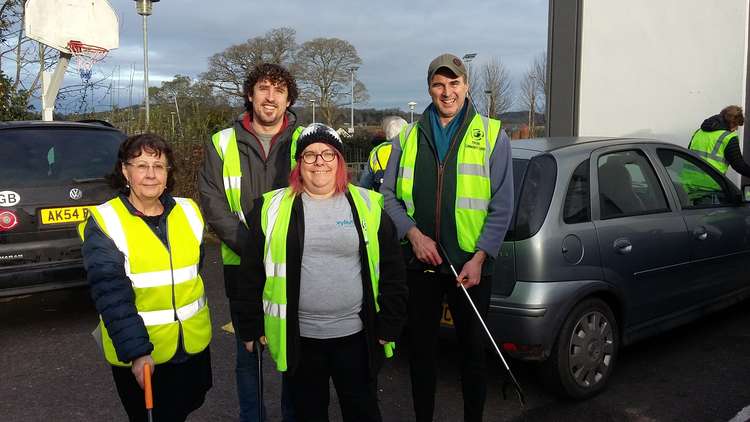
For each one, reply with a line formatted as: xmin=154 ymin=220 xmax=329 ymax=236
xmin=200 ymin=27 xmax=298 ymax=100
xmin=531 ymin=51 xmax=547 ymax=114
xmin=473 ymin=57 xmax=513 ymax=118
xmin=519 ymin=51 xmax=547 ymax=133
xmin=294 ymin=37 xmax=367 ymax=127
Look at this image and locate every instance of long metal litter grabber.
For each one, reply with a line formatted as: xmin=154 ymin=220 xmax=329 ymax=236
xmin=437 ymin=242 xmax=526 ymax=409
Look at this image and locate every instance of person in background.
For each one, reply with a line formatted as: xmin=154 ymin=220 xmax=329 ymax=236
xmin=231 ymin=123 xmax=408 ymax=422
xmin=380 ymin=53 xmax=514 ymax=422
xmin=689 ymin=105 xmax=750 ymax=176
xmin=358 ymin=116 xmax=408 ymax=191
xmin=198 ymin=62 xmax=302 ymax=422
xmin=80 ymin=133 xmax=212 ymax=422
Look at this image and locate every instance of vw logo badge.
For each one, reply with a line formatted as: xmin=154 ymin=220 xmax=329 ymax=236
xmin=69 ymin=188 xmax=83 ymax=200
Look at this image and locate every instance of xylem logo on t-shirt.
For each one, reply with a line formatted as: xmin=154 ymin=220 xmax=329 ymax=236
xmin=336 ymin=219 xmax=354 ymax=227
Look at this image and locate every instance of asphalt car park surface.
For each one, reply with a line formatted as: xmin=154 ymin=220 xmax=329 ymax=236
xmin=1 ymin=242 xmax=749 ymax=422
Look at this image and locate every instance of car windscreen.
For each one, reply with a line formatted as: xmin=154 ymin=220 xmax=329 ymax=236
xmin=0 ymin=128 xmax=123 ymax=188
xmin=505 ymin=154 xmax=557 ymax=241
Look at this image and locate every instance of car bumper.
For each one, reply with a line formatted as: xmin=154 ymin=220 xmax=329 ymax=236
xmin=486 ymin=280 xmax=604 ymax=361
xmin=0 ymin=259 xmax=87 ymax=297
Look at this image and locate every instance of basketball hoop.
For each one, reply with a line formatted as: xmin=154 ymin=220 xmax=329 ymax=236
xmin=67 ymin=40 xmax=109 ymax=83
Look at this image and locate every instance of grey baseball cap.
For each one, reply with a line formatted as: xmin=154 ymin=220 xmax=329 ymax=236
xmin=427 ymin=53 xmax=467 ymax=84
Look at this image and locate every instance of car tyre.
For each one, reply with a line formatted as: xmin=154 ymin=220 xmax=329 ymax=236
xmin=541 ymin=298 xmax=619 ymax=399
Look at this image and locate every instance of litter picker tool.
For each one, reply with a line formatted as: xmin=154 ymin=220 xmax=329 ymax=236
xmin=257 ymin=342 xmax=265 ymax=422
xmin=143 ymin=363 xmax=154 ymax=422
xmin=437 ymin=242 xmax=526 ymax=409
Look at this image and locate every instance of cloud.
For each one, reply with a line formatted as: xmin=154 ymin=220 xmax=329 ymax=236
xmin=45 ymin=0 xmax=548 ymax=112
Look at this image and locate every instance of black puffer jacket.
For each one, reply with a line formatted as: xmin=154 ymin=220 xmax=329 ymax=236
xmin=229 ymin=190 xmax=408 ymax=377
xmin=693 ymin=114 xmax=750 ymax=177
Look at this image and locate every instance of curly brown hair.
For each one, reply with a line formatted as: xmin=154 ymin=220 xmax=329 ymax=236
xmin=243 ymin=63 xmax=299 ymax=113
xmin=721 ymin=105 xmax=745 ymax=128
xmin=108 ymin=133 xmax=176 ymax=194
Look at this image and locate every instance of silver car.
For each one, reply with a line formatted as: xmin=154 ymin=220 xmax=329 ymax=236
xmin=488 ymin=137 xmax=750 ymax=399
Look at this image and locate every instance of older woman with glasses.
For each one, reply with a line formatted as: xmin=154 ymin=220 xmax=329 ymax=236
xmin=80 ymin=133 xmax=212 ymax=422
xmin=229 ymin=123 xmax=408 ymax=422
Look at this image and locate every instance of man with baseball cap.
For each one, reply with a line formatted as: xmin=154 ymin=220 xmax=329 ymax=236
xmin=381 ymin=53 xmax=514 ymax=421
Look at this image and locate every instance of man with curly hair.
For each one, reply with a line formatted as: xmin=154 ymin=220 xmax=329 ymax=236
xmin=199 ymin=62 xmax=302 ymax=422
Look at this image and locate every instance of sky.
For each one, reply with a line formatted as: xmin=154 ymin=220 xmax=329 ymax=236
xmin=28 ymin=0 xmax=548 ymax=113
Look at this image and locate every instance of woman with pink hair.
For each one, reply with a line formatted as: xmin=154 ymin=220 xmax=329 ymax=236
xmin=229 ymin=123 xmax=408 ymax=422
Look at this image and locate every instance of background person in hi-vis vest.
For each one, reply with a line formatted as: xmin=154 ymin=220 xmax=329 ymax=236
xmin=198 ymin=63 xmax=302 ymax=422
xmin=688 ymin=105 xmax=750 ymax=177
xmin=358 ymin=116 xmax=408 ymax=191
xmin=381 ymin=53 xmax=514 ymax=422
xmin=80 ymin=134 xmax=212 ymax=421
xmin=230 ymin=124 xmax=408 ymax=422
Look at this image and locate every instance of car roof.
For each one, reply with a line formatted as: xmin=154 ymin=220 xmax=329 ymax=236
xmin=0 ymin=120 xmax=122 ymax=132
xmin=511 ymin=136 xmax=671 ymax=154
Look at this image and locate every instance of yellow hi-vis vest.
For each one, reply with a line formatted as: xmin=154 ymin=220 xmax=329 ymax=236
xmin=395 ymin=115 xmax=501 ymax=252
xmin=259 ymin=184 xmax=395 ymax=372
xmin=211 ymin=125 xmax=304 ymax=265
xmin=369 ymin=141 xmax=392 ymax=173
xmin=688 ymin=129 xmax=737 ymax=174
xmin=79 ymin=196 xmax=211 ymax=366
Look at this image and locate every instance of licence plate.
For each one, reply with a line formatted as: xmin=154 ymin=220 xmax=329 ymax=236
xmin=39 ymin=206 xmax=93 ymax=225
xmin=440 ymin=302 xmax=454 ymax=326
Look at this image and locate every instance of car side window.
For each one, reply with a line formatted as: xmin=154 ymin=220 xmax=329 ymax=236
xmin=656 ymin=149 xmax=730 ymax=208
xmin=597 ymin=149 xmax=669 ymax=219
xmin=563 ymin=160 xmax=590 ymax=224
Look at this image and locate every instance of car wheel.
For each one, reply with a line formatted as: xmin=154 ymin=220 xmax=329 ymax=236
xmin=542 ymin=298 xmax=619 ymax=399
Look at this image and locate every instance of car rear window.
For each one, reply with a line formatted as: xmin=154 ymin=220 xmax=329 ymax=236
xmin=0 ymin=128 xmax=122 ymax=188
xmin=506 ymin=154 xmax=557 ymax=241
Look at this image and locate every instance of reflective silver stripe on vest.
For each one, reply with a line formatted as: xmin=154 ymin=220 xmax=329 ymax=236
xmin=96 ymin=202 xmax=131 ymax=277
xmin=218 ymin=128 xmax=232 ymax=156
xmin=263 ymin=299 xmax=287 ymax=319
xmin=264 ymin=262 xmax=287 ymax=278
xmin=223 ymin=176 xmax=242 ymax=189
xmin=398 ymin=166 xmax=414 ymax=180
xmin=403 ymin=198 xmax=414 ymax=211
xmin=130 ymin=265 xmax=198 ymax=289
xmin=458 ymin=163 xmax=487 ymax=177
xmin=265 ymin=190 xmax=286 ymax=238
xmin=174 ymin=198 xmax=204 ymax=243
xmin=457 ymin=198 xmax=490 ymax=210
xmin=708 ymin=131 xmax=731 ymax=164
xmin=138 ymin=294 xmax=207 ymax=326
xmin=480 ymin=115 xmax=491 ymax=175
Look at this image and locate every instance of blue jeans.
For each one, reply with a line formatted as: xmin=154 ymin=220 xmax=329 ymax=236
xmin=236 ymin=336 xmax=297 ymax=422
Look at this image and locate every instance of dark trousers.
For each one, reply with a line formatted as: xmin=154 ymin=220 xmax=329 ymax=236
xmin=406 ymin=270 xmax=491 ymax=422
xmin=112 ymin=347 xmax=212 ymax=422
xmin=285 ymin=331 xmax=382 ymax=422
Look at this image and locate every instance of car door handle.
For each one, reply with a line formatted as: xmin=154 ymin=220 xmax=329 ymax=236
xmin=693 ymin=227 xmax=708 ymax=241
xmin=613 ymin=238 xmax=632 ymax=255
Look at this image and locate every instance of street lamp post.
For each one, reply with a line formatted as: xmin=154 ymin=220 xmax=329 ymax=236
xmin=134 ymin=0 xmax=159 ymax=130
xmin=484 ymin=90 xmax=492 ymax=117
xmin=407 ymin=101 xmax=417 ymax=123
xmin=309 ymin=99 xmax=316 ymax=123
xmin=462 ymin=52 xmax=477 ymax=83
xmin=349 ymin=66 xmax=359 ymax=135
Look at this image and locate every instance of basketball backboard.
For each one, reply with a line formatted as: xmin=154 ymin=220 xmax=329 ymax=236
xmin=24 ymin=0 xmax=119 ymax=53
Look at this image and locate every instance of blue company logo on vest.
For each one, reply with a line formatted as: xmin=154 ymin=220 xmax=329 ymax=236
xmin=336 ymin=219 xmax=354 ymax=227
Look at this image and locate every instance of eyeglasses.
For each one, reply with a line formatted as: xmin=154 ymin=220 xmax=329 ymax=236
xmin=301 ymin=150 xmax=337 ymax=164
xmin=125 ymin=161 xmax=170 ymax=174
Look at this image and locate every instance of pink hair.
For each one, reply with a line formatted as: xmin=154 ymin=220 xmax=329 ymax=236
xmin=288 ymin=149 xmax=349 ymax=195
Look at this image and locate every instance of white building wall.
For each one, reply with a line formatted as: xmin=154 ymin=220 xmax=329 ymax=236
xmin=577 ymin=0 xmax=748 ymax=149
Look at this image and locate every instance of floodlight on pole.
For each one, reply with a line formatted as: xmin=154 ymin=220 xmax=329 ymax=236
xmin=407 ymin=101 xmax=417 ymax=123
xmin=462 ymin=53 xmax=477 ymax=83
xmin=349 ymin=66 xmax=359 ymax=135
xmin=309 ymin=99 xmax=316 ymax=123
xmin=135 ymin=0 xmax=159 ymax=130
